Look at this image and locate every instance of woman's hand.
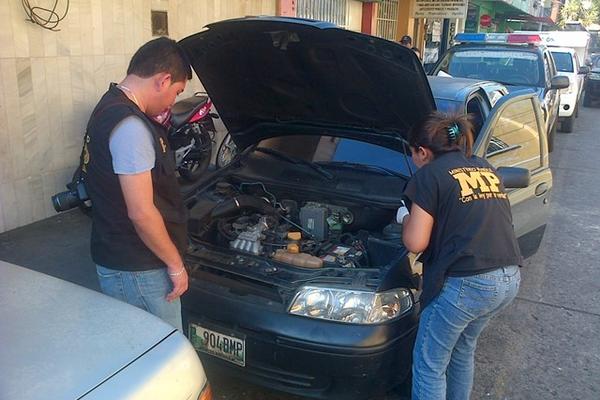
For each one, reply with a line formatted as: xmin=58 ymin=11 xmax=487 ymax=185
xmin=402 ymin=204 xmax=434 ymax=253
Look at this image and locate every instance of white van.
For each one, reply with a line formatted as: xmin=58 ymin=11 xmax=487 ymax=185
xmin=550 ymin=47 xmax=588 ymax=132
xmin=0 ymin=260 xmax=212 ymax=400
xmin=517 ymin=31 xmax=592 ymax=132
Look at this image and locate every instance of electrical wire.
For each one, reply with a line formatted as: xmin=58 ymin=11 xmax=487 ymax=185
xmin=21 ymin=0 xmax=70 ymax=31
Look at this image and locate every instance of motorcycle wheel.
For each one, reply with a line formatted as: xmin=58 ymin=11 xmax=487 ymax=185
xmin=177 ymin=131 xmax=212 ymax=184
xmin=215 ymin=133 xmax=238 ymax=169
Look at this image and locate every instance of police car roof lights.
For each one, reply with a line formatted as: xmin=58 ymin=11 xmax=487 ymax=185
xmin=454 ymin=33 xmax=542 ymax=45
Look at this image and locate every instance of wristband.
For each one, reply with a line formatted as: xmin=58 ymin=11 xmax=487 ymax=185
xmin=168 ymin=266 xmax=186 ymax=277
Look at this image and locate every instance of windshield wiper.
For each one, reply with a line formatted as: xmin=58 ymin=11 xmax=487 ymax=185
xmin=316 ymin=161 xmax=407 ymax=178
xmin=253 ymin=147 xmax=334 ymax=181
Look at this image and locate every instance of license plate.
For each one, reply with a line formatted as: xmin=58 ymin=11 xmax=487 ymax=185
xmin=189 ymin=323 xmax=245 ymax=367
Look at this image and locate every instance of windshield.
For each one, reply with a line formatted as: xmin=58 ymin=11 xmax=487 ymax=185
xmin=436 ymin=49 xmax=542 ymax=86
xmin=595 ymin=56 xmax=600 ymax=68
xmin=551 ymin=52 xmax=574 ymax=72
xmin=257 ymin=135 xmax=415 ymax=177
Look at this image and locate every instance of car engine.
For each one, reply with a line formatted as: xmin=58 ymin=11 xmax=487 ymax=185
xmin=188 ymin=180 xmax=402 ymax=269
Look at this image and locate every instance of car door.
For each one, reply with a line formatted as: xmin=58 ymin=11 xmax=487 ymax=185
xmin=474 ymin=90 xmax=552 ymax=258
xmin=544 ymin=51 xmax=560 ymax=129
xmin=574 ymin=53 xmax=584 ymax=100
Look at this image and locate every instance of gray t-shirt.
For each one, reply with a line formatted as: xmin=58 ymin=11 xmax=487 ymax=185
xmin=109 ymin=116 xmax=156 ymax=174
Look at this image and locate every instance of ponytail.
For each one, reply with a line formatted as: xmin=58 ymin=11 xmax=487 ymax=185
xmin=408 ymin=112 xmax=474 ymax=157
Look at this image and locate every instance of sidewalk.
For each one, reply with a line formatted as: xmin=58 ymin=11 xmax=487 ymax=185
xmin=0 ymin=210 xmax=98 ymax=291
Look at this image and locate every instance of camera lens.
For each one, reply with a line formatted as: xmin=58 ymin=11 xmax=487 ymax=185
xmin=51 ymin=190 xmax=80 ymax=212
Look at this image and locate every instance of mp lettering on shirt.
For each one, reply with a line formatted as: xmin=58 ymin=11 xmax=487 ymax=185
xmin=448 ymin=167 xmax=508 ymax=203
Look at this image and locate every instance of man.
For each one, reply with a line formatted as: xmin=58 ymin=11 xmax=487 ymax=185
xmin=83 ymin=37 xmax=192 ymax=331
xmin=400 ymin=35 xmax=422 ymax=61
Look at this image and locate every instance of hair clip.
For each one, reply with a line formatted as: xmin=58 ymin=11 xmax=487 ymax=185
xmin=447 ymin=123 xmax=461 ymax=143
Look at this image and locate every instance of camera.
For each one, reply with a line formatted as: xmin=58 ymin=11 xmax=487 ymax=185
xmin=51 ymin=179 xmax=91 ymax=213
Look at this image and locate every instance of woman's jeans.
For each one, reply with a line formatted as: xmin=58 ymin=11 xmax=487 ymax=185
xmin=96 ymin=265 xmax=183 ymax=332
xmin=412 ymin=265 xmax=521 ymax=400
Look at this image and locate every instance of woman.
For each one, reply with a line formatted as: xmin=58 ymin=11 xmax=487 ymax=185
xmin=397 ymin=112 xmax=522 ymax=400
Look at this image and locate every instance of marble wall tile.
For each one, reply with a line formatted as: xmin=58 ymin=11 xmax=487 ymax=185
xmin=9 ymin=0 xmax=30 ymax=58
xmin=16 ymin=58 xmax=38 ymax=179
xmin=79 ymin=0 xmax=93 ymax=56
xmin=0 ymin=1 xmax=16 ymax=58
xmin=14 ymin=176 xmax=34 ymax=226
xmin=0 ymin=66 xmax=11 ymax=185
xmin=91 ymin=0 xmax=105 ymax=55
xmin=42 ymin=30 xmax=58 ymax=57
xmin=1 ymin=59 xmax=24 ymax=183
xmin=31 ymin=58 xmax=51 ymax=178
xmin=43 ymin=57 xmax=64 ymax=173
xmin=0 ymin=182 xmax=19 ymax=231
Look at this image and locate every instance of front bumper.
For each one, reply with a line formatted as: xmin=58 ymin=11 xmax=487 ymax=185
xmin=182 ymin=269 xmax=419 ymax=400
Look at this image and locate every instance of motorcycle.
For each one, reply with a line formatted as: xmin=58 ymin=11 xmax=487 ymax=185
xmin=163 ymin=92 xmax=218 ymax=183
xmin=51 ymin=92 xmax=219 ymax=213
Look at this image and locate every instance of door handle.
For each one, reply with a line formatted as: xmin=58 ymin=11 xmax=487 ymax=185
xmin=535 ymin=182 xmax=549 ymax=196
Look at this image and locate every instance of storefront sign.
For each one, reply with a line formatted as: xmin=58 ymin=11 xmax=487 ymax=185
xmin=480 ymin=14 xmax=492 ymax=27
xmin=411 ymin=0 xmax=469 ymax=19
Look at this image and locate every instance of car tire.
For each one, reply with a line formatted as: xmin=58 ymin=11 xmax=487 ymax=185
xmin=548 ymin=122 xmax=556 ymax=153
xmin=575 ymin=102 xmax=580 ymax=118
xmin=561 ymin=115 xmax=575 ymax=133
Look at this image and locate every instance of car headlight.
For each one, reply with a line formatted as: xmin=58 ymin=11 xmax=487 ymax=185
xmin=590 ymin=72 xmax=600 ymax=81
xmin=288 ymin=286 xmax=413 ymax=324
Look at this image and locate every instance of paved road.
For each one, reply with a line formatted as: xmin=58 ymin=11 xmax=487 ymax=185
xmin=1 ymin=105 xmax=599 ymax=399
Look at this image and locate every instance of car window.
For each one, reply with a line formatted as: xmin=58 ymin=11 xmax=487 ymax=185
xmin=259 ymin=135 xmax=415 ymax=176
xmin=551 ymin=52 xmax=574 ymax=73
xmin=486 ymin=98 xmax=542 ymax=172
xmin=466 ymin=96 xmax=486 ymax=137
xmin=543 ymin=54 xmax=551 ymax=82
xmin=436 ymin=49 xmax=542 ymax=86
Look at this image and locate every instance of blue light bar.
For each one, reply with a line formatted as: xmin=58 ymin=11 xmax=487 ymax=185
xmin=454 ymin=33 xmax=509 ymax=43
xmin=454 ymin=33 xmax=486 ymax=42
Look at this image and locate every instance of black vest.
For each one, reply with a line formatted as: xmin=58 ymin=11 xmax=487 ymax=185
xmin=84 ymin=84 xmax=188 ymax=271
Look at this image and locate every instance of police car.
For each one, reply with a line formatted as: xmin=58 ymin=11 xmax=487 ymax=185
xmin=430 ymin=33 xmax=569 ymax=152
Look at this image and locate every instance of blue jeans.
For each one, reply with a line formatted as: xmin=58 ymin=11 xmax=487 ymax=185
xmin=412 ymin=265 xmax=521 ymax=400
xmin=96 ymin=265 xmax=183 ymax=332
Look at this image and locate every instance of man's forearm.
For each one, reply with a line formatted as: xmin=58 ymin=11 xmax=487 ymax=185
xmin=130 ymin=206 xmax=184 ymax=270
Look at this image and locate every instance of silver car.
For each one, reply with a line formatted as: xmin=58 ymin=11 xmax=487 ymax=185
xmin=0 ymin=260 xmax=212 ymax=400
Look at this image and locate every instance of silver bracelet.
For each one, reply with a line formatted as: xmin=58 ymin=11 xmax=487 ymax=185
xmin=168 ymin=267 xmax=186 ymax=277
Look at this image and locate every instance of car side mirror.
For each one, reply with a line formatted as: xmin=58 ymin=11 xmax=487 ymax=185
xmin=579 ymin=66 xmax=590 ymax=75
xmin=550 ymin=75 xmax=570 ymax=89
xmin=497 ymin=167 xmax=530 ymax=189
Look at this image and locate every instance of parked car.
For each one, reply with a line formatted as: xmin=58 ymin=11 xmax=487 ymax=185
xmin=549 ymin=47 xmax=588 ymax=132
xmin=427 ymin=76 xmax=509 ymax=135
xmin=430 ymin=33 xmax=570 ymax=152
xmin=0 ymin=260 xmax=212 ymax=400
xmin=178 ymin=17 xmax=552 ymax=400
xmin=583 ymin=55 xmax=600 ymax=107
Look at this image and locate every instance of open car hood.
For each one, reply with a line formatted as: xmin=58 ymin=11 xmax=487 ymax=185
xmin=179 ymin=17 xmax=436 ymax=152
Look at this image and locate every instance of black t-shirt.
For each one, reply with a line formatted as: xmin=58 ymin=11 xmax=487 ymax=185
xmin=404 ymin=150 xmax=523 ymax=307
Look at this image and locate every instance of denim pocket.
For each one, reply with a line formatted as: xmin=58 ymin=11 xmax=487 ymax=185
xmin=456 ymin=276 xmax=499 ymax=317
xmin=96 ymin=266 xmax=124 ymax=299
xmin=135 ymin=269 xmax=172 ymax=299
